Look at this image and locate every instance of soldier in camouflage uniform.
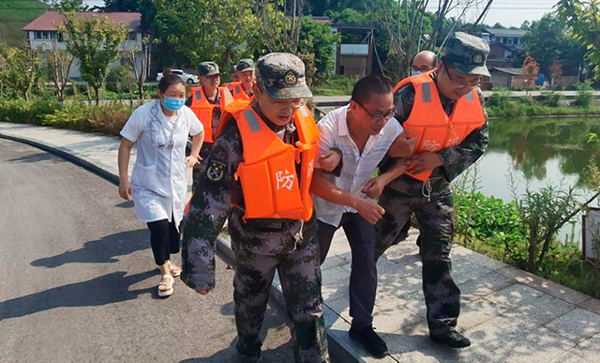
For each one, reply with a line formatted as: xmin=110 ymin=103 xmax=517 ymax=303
xmin=181 ymin=53 xmax=329 ymax=363
xmin=374 ymin=32 xmax=490 ymax=348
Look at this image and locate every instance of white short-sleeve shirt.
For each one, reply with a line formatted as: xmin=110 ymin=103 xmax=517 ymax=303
xmin=313 ymin=105 xmax=403 ymax=227
xmin=120 ymin=101 xmax=203 ymax=228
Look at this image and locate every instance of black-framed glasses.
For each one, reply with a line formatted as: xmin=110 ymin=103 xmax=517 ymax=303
xmin=444 ymin=65 xmax=481 ymax=89
xmin=354 ymin=101 xmax=396 ymax=122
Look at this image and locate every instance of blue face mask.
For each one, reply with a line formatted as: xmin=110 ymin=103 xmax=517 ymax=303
xmin=410 ymin=71 xmax=422 ymax=76
xmin=163 ymin=97 xmax=185 ymax=112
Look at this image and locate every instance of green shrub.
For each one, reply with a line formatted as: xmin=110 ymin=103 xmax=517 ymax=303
xmin=312 ymin=75 xmax=358 ymax=96
xmin=43 ymin=102 xmax=132 ymax=135
xmin=541 ymin=91 xmax=566 ymax=107
xmin=486 ymin=87 xmax=511 ymax=108
xmin=105 ymin=66 xmax=137 ymax=94
xmin=574 ymin=81 xmax=595 ymax=108
xmin=0 ymin=99 xmax=59 ymax=124
xmin=454 ymin=187 xmax=600 ymax=298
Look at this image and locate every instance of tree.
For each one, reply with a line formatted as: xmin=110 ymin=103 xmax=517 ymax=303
xmin=520 ymin=20 xmax=531 ymax=30
xmin=251 ymin=0 xmax=303 ymax=55
xmin=2 ymin=46 xmax=41 ymax=101
xmin=375 ymin=0 xmax=478 ymax=81
xmin=45 ymin=39 xmax=75 ymax=102
xmin=103 ymin=0 xmax=142 ymax=11
xmin=0 ymin=46 xmax=7 ymax=97
xmin=558 ymin=0 xmax=600 ymax=81
xmin=297 ymin=16 xmax=338 ymax=85
xmin=522 ymin=14 xmax=586 ymax=76
xmin=549 ymin=61 xmax=563 ymax=89
xmin=522 ymin=55 xmax=540 ymax=97
xmin=60 ymin=12 xmax=129 ymax=105
xmin=123 ymin=36 xmax=149 ymax=100
xmin=46 ymin=0 xmax=89 ymax=11
xmin=152 ymin=0 xmax=259 ymax=70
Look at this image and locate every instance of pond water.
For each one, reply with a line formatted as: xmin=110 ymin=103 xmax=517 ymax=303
xmin=470 ymin=117 xmax=600 ymax=245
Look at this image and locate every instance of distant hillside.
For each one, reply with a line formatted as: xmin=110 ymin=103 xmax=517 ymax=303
xmin=0 ymin=0 xmax=49 ymax=46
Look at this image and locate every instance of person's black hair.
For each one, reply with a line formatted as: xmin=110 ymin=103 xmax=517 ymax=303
xmin=158 ymin=74 xmax=185 ymax=93
xmin=350 ymin=74 xmax=393 ymax=105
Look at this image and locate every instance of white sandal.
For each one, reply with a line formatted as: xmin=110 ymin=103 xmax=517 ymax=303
xmin=170 ymin=263 xmax=182 ymax=277
xmin=157 ymin=274 xmax=174 ymax=298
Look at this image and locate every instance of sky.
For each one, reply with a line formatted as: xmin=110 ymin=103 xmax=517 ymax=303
xmin=429 ymin=0 xmax=559 ymax=28
xmin=83 ymin=0 xmax=559 ymax=28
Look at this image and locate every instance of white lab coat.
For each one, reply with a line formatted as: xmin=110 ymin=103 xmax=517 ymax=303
xmin=120 ymin=101 xmax=203 ymax=230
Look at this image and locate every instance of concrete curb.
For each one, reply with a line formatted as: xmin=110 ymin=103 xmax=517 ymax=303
xmin=0 ymin=129 xmax=363 ymax=362
xmin=0 ymin=132 xmax=119 ymax=185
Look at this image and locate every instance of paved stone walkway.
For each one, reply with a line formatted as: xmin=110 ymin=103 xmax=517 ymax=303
xmin=319 ymin=228 xmax=600 ymax=362
xmin=2 ymin=121 xmax=600 ymax=362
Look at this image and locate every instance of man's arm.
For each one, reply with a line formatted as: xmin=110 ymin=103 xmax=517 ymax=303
xmin=436 ymin=88 xmax=489 ymax=182
xmin=181 ymin=131 xmax=237 ymax=293
xmin=311 ymin=169 xmax=385 ymax=225
xmin=362 ymin=159 xmax=408 ymax=199
xmin=386 ymin=132 xmax=417 ymax=158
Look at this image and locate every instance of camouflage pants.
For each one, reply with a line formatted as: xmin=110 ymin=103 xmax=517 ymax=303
xmin=375 ymin=187 xmax=461 ymax=335
xmin=230 ymin=230 xmax=329 ymax=363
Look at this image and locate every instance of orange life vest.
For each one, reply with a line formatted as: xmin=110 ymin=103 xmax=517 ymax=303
xmin=228 ymin=81 xmax=254 ymax=102
xmin=393 ymin=71 xmax=486 ymax=182
xmin=189 ymin=86 xmax=233 ymax=143
xmin=233 ymin=105 xmax=319 ymax=221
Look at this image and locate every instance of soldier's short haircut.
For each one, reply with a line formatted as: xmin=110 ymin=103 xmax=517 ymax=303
xmin=158 ymin=74 xmax=185 ymax=93
xmin=351 ymin=74 xmax=393 ymax=105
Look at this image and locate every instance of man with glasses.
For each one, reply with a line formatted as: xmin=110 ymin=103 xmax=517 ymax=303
xmin=310 ymin=74 xmax=415 ymax=358
xmin=181 ymin=53 xmax=328 ymax=363
xmin=411 ymin=50 xmax=438 ymax=76
xmin=374 ymin=32 xmax=490 ymax=348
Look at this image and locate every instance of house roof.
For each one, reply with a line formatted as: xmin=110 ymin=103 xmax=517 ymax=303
xmin=22 ymin=11 xmax=143 ymax=32
xmin=483 ymin=28 xmax=526 ymax=38
xmin=490 ymin=67 xmax=523 ymax=76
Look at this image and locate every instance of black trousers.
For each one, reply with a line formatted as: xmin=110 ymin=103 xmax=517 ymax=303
xmin=147 ymin=218 xmax=180 ymax=266
xmin=317 ymin=213 xmax=377 ymax=330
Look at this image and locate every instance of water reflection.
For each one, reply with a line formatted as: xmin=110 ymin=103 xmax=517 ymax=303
xmin=471 ymin=117 xmax=600 ymax=245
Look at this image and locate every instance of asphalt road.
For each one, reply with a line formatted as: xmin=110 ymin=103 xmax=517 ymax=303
xmin=0 ymin=139 xmax=294 ymax=362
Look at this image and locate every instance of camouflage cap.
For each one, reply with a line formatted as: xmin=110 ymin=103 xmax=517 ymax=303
xmin=256 ymin=53 xmax=312 ymax=100
xmin=198 ymin=61 xmax=222 ymax=77
xmin=442 ymin=32 xmax=490 ymax=77
xmin=236 ymin=58 xmax=255 ymax=73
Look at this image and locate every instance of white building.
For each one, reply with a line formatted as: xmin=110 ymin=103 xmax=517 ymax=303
xmin=22 ymin=11 xmax=146 ymax=80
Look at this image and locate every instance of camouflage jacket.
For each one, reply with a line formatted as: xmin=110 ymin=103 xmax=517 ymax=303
xmin=382 ymin=73 xmax=489 ymax=196
xmin=180 ymin=107 xmax=317 ymax=291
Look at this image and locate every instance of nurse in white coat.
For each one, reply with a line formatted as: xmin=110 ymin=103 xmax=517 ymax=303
xmin=118 ymin=74 xmax=205 ymax=298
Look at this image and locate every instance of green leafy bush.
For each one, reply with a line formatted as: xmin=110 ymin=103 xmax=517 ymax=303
xmin=0 ymin=99 xmax=59 ymax=124
xmin=43 ymin=102 xmax=132 ymax=135
xmin=105 ymin=66 xmax=137 ymax=94
xmin=454 ymin=186 xmax=600 ymax=299
xmin=540 ymin=91 xmax=566 ymax=107
xmin=312 ymin=75 xmax=358 ymax=96
xmin=574 ymin=81 xmax=595 ymax=108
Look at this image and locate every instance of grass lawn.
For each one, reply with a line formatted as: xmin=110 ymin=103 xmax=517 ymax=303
xmin=0 ymin=0 xmax=48 ymax=46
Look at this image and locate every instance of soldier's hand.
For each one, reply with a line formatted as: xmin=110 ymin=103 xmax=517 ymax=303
xmin=388 ymin=132 xmax=418 ymax=157
xmin=362 ymin=177 xmax=386 ymax=199
xmin=185 ymin=155 xmax=203 ymax=168
xmin=405 ymin=152 xmax=442 ymax=175
xmin=319 ymin=149 xmax=341 ymax=172
xmin=118 ymin=180 xmax=131 ymax=200
xmin=195 ymin=289 xmax=210 ymax=295
xmin=354 ymin=197 xmax=385 ymax=225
